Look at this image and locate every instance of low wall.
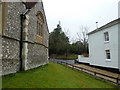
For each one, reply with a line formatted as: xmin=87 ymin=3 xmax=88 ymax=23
xmin=77 ymin=55 xmax=90 ymax=64
xmin=50 ymin=59 xmax=75 ymax=64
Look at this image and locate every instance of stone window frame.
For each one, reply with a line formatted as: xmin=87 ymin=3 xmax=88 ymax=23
xmin=1 ymin=2 xmax=8 ymax=34
xmin=36 ymin=11 xmax=44 ymax=44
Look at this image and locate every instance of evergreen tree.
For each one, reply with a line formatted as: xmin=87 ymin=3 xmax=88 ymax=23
xmin=49 ymin=23 xmax=69 ymax=56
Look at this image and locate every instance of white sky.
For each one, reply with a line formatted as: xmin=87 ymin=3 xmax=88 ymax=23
xmin=43 ymin=0 xmax=120 ymax=42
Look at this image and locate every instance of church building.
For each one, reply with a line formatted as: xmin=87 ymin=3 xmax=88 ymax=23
xmin=0 ymin=0 xmax=49 ymax=75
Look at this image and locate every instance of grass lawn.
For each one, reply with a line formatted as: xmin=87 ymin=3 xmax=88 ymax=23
xmin=2 ymin=62 xmax=118 ymax=88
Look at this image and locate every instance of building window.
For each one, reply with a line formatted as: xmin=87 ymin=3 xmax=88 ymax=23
xmin=105 ymin=50 xmax=111 ymax=59
xmin=36 ymin=12 xmax=44 ymax=36
xmin=104 ymin=32 xmax=109 ymax=41
xmin=36 ymin=11 xmax=44 ymax=44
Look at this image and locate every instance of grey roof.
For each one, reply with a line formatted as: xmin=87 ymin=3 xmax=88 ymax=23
xmin=88 ymin=18 xmax=120 ymax=35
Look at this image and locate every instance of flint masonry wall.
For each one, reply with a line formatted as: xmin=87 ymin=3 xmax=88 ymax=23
xmin=0 ymin=2 xmax=2 ymax=75
xmin=2 ymin=2 xmax=49 ymax=75
xmin=2 ymin=2 xmax=24 ymax=75
xmin=25 ymin=2 xmax=49 ymax=70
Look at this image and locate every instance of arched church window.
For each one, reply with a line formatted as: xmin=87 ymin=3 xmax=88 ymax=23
xmin=36 ymin=11 xmax=44 ymax=36
xmin=36 ymin=11 xmax=44 ymax=44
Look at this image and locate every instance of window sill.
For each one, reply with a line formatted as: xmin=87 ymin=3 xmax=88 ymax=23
xmin=36 ymin=35 xmax=44 ymax=44
xmin=106 ymin=59 xmax=111 ymax=62
xmin=104 ymin=41 xmax=109 ymax=44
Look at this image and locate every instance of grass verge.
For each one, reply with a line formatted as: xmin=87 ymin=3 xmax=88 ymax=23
xmin=2 ymin=62 xmax=118 ymax=88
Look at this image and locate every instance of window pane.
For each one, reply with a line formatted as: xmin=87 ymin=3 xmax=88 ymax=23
xmin=104 ymin=32 xmax=109 ymax=41
xmin=37 ymin=21 xmax=39 ymax=34
xmin=106 ymin=50 xmax=111 ymax=59
xmin=107 ymin=53 xmax=110 ymax=59
xmin=39 ymin=23 xmax=41 ymax=35
xmin=40 ymin=24 xmax=43 ymax=36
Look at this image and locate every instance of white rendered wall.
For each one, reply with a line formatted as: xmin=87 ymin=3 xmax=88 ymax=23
xmin=118 ymin=23 xmax=120 ymax=70
xmin=118 ymin=2 xmax=120 ymax=70
xmin=88 ymin=24 xmax=118 ymax=69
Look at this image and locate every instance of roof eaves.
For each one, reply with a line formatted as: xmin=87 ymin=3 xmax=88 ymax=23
xmin=87 ymin=18 xmax=120 ymax=35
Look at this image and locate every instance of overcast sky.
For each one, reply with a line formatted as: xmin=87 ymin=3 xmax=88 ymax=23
xmin=43 ymin=0 xmax=119 ymax=42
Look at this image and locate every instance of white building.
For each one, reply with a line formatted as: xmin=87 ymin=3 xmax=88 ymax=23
xmin=78 ymin=18 xmax=120 ymax=70
xmin=88 ymin=18 xmax=120 ymax=69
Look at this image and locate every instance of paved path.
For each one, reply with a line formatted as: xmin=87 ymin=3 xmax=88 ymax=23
xmin=74 ymin=64 xmax=120 ymax=83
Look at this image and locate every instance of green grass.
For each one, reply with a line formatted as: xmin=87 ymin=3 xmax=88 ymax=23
xmin=2 ymin=62 xmax=118 ymax=88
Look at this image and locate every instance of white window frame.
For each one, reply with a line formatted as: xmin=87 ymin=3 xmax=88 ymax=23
xmin=105 ymin=50 xmax=111 ymax=61
xmin=104 ymin=32 xmax=109 ymax=42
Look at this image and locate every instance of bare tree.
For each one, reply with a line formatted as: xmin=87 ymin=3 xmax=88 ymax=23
xmin=64 ymin=28 xmax=70 ymax=39
xmin=77 ymin=26 xmax=89 ymax=54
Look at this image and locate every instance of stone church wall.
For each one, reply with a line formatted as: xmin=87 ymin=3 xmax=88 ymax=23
xmin=2 ymin=2 xmax=49 ymax=75
xmin=2 ymin=2 xmax=24 ymax=75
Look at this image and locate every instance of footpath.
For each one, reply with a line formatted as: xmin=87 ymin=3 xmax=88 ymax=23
xmin=74 ymin=64 xmax=119 ymax=84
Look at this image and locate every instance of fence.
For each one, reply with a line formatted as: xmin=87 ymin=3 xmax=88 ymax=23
xmin=57 ymin=61 xmax=120 ymax=85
